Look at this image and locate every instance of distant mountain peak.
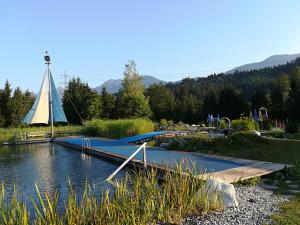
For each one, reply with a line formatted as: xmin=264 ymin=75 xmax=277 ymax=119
xmin=94 ymin=75 xmax=166 ymax=94
xmin=226 ymin=53 xmax=300 ymax=74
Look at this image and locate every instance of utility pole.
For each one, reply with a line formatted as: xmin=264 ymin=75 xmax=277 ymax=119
xmin=44 ymin=51 xmax=54 ymax=139
xmin=60 ymin=71 xmax=71 ymax=89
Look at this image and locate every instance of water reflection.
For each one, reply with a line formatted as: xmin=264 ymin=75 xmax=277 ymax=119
xmin=0 ymin=143 xmax=125 ymax=211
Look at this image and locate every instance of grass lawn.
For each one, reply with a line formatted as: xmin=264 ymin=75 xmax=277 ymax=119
xmin=207 ymin=135 xmax=300 ymax=225
xmin=207 ymin=135 xmax=300 ymax=164
xmin=270 ymin=194 xmax=300 ymax=225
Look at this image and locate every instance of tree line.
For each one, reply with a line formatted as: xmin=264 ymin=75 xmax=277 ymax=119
xmin=0 ymin=58 xmax=299 ymax=127
xmin=62 ymin=59 xmax=300 ymax=124
xmin=0 ymin=81 xmax=34 ymax=127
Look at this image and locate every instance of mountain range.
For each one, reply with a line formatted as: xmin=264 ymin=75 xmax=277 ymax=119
xmin=226 ymin=53 xmax=300 ymax=74
xmin=56 ymin=52 xmax=300 ymax=96
xmin=94 ymin=75 xmax=166 ymax=94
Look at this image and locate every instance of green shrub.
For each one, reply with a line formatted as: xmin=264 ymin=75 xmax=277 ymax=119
xmin=231 ymin=119 xmax=259 ymax=131
xmin=262 ymin=118 xmax=272 ymax=130
xmin=285 ymin=121 xmax=300 ymax=134
xmin=82 ymin=118 xmax=155 ymax=139
xmin=167 ymin=134 xmax=226 ymax=152
xmin=166 ymin=132 xmax=268 ymax=153
xmin=167 ymin=120 xmax=174 ymax=126
xmin=159 ymin=119 xmax=168 ymax=126
xmin=219 ymin=119 xmax=228 ymax=129
xmin=228 ymin=132 xmax=269 ymax=145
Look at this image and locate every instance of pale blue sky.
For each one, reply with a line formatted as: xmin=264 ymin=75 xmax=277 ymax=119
xmin=1 ymin=0 xmax=300 ymax=92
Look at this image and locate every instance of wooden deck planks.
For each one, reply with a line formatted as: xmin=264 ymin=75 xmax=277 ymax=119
xmin=203 ymin=162 xmax=290 ymax=183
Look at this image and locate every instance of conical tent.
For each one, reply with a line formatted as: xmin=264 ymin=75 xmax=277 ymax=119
xmin=22 ymin=71 xmax=68 ymax=125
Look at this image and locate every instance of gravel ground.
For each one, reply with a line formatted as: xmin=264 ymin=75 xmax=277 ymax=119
xmin=181 ymin=185 xmax=290 ymax=225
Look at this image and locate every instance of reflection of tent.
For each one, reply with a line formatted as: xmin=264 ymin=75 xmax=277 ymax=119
xmin=22 ymin=52 xmax=67 ymax=137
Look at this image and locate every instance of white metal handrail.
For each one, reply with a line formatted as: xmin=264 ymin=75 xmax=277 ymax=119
xmin=81 ymin=138 xmax=91 ymax=150
xmin=106 ymin=142 xmax=147 ymax=181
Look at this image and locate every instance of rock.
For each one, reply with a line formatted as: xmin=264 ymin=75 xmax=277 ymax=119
xmin=250 ymin=130 xmax=261 ymax=136
xmin=206 ymin=178 xmax=238 ymax=208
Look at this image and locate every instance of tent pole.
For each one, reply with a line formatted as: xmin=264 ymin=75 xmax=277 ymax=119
xmin=45 ymin=52 xmax=54 ymax=139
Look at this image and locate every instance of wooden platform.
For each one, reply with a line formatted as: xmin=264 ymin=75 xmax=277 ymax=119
xmin=201 ymin=159 xmax=290 ymax=183
xmin=3 ymin=138 xmax=51 ymax=145
xmin=54 ymin=136 xmax=291 ymax=183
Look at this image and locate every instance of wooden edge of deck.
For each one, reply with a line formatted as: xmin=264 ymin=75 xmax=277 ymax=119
xmin=3 ymin=138 xmax=51 ymax=145
xmin=201 ymin=162 xmax=292 ymax=183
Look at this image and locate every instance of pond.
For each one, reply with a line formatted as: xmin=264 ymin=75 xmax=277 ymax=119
xmin=0 ymin=143 xmax=125 ymax=211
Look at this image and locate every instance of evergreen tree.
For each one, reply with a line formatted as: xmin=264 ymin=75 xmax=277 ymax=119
xmin=278 ymin=73 xmax=291 ymax=100
xmin=270 ymin=87 xmax=285 ymax=119
xmin=63 ymin=78 xmax=102 ymax=124
xmin=218 ymin=87 xmax=249 ymax=119
xmin=146 ymin=84 xmax=175 ymax=121
xmin=251 ymin=89 xmax=269 ymax=111
xmin=116 ymin=60 xmax=151 ymax=118
xmin=269 ymin=74 xmax=291 ymax=119
xmin=10 ymin=87 xmax=24 ymax=126
xmin=287 ymin=67 xmax=300 ymax=120
xmin=181 ymin=94 xmax=202 ymax=123
xmin=0 ymin=80 xmax=13 ymax=127
xmin=101 ymin=87 xmax=115 ymax=119
xmin=203 ymin=90 xmax=218 ymax=118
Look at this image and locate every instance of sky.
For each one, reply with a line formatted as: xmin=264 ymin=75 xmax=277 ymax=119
xmin=1 ymin=0 xmax=300 ymax=92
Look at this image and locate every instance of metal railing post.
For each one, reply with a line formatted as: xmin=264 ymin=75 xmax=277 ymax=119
xmin=106 ymin=142 xmax=147 ymax=181
xmin=143 ymin=144 xmax=147 ymax=168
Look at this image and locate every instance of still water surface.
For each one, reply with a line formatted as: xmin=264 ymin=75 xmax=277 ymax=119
xmin=0 ymin=143 xmax=125 ymax=210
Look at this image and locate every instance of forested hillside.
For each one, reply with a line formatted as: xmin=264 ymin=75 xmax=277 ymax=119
xmin=161 ymin=58 xmax=300 ymax=123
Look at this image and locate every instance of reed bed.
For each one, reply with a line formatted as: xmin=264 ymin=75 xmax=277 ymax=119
xmin=82 ymin=118 xmax=155 ymax=139
xmin=0 ymin=126 xmax=82 ymax=144
xmin=0 ymin=163 xmax=221 ymax=225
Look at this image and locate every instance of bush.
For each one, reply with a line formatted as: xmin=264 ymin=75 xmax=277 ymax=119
xmin=82 ymin=118 xmax=155 ymax=139
xmin=285 ymin=121 xmax=300 ymax=133
xmin=262 ymin=118 xmax=272 ymax=130
xmin=231 ymin=119 xmax=259 ymax=131
xmin=166 ymin=132 xmax=268 ymax=153
xmin=219 ymin=119 xmax=229 ymax=129
xmin=159 ymin=119 xmax=168 ymax=126
xmin=167 ymin=134 xmax=226 ymax=152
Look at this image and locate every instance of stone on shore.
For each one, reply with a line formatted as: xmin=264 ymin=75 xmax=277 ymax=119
xmin=206 ymin=178 xmax=238 ymax=208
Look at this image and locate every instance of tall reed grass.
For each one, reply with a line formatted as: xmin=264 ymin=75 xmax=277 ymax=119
xmin=0 ymin=126 xmax=82 ymax=144
xmin=82 ymin=118 xmax=155 ymax=139
xmin=0 ymin=163 xmax=221 ymax=225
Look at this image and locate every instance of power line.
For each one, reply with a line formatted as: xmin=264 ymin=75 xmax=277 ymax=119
xmin=59 ymin=71 xmax=72 ymax=89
